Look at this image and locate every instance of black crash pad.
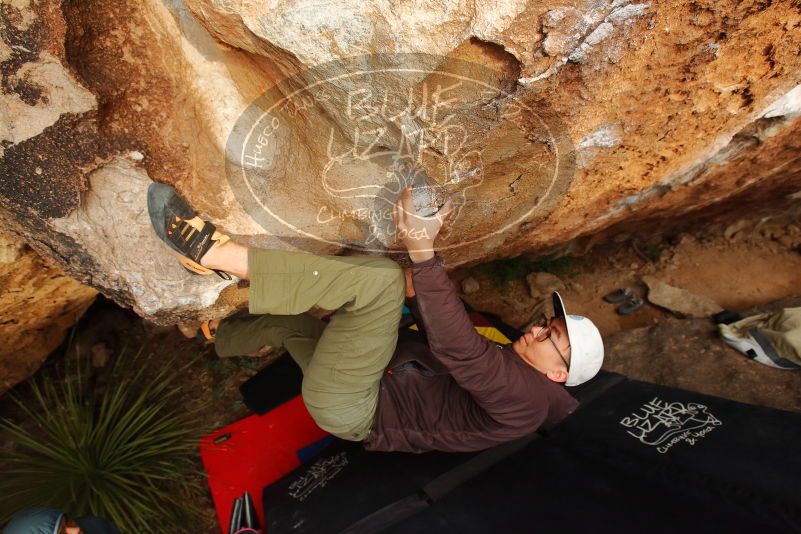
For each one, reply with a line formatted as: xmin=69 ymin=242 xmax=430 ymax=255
xmin=263 ymin=372 xmax=801 ymax=533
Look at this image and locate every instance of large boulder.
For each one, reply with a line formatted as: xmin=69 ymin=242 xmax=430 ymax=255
xmin=0 ymin=231 xmax=96 ymax=394
xmin=1 ymin=0 xmax=800 ymax=326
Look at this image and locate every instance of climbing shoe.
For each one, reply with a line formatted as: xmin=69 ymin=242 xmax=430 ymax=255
xmin=177 ymin=320 xmax=217 ymax=344
xmin=616 ymin=296 xmax=645 ymax=316
xmin=147 ymin=182 xmax=232 ymax=279
xmin=602 ymin=287 xmax=632 ymax=304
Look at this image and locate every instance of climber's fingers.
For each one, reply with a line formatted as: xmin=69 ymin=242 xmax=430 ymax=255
xmin=400 ymin=186 xmax=417 ymax=219
xmin=433 ymin=198 xmax=454 ymax=225
xmin=392 ymin=198 xmax=404 ymax=228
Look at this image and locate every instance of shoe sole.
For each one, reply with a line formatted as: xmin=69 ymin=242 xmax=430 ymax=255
xmin=176 ymin=254 xmax=217 ymax=276
xmin=149 ymin=182 xmax=228 ymax=277
xmin=147 ymin=182 xmax=198 ymax=257
xmin=616 ymin=298 xmax=645 ymax=315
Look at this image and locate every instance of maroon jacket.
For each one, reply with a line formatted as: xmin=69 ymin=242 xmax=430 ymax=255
xmin=364 ymin=255 xmax=579 ymax=453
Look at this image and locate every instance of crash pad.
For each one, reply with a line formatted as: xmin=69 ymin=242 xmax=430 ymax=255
xmin=199 ymin=396 xmax=329 ymax=534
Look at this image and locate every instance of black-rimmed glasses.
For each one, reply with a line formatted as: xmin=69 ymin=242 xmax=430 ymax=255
xmin=534 ymin=316 xmax=571 ymax=370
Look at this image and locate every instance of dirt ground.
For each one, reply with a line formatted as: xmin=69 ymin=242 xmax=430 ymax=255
xmin=2 ymin=214 xmax=800 ymax=532
xmin=601 ymin=294 xmax=801 ymax=414
xmin=460 ymin=219 xmax=801 ymax=337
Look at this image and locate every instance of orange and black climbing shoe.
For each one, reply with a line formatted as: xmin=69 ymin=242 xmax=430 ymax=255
xmin=147 ymin=182 xmax=232 ymax=280
xmin=177 ymin=320 xmax=217 ymax=344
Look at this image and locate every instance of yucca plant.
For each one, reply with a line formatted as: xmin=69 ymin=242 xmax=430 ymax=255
xmin=0 ymin=347 xmax=208 ymax=532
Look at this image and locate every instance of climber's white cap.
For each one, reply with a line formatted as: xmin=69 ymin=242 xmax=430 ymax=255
xmin=552 ymin=291 xmax=605 ymax=386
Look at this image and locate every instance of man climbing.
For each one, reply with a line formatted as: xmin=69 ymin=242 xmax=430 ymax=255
xmin=148 ymin=183 xmax=604 ymax=452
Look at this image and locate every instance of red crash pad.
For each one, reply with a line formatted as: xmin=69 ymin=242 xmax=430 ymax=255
xmin=199 ymin=396 xmax=328 ymax=533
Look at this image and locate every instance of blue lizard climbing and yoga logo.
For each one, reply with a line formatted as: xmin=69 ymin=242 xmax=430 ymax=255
xmin=226 ymin=53 xmax=576 ymax=253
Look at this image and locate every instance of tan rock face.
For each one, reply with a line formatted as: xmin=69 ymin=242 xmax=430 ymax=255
xmin=0 ymin=231 xmax=97 ymax=394
xmin=0 ymin=0 xmax=800 ymax=327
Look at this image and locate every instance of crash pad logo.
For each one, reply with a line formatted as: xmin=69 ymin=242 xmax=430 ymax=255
xmin=288 ymin=451 xmax=348 ymax=502
xmin=619 ymin=397 xmax=722 ymax=454
xmin=226 ymin=53 xmax=575 ymax=253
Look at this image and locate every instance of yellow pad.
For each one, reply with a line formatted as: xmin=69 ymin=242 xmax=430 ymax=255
xmin=408 ymin=324 xmax=512 ymax=344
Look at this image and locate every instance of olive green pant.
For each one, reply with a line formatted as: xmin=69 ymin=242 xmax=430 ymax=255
xmin=214 ymin=249 xmax=405 ymax=441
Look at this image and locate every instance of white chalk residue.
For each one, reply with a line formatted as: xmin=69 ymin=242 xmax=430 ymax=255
xmin=579 ymin=124 xmax=622 ymax=149
xmin=587 ymin=22 xmax=615 ymax=46
xmin=761 ymin=85 xmax=801 ymax=119
xmin=606 ymin=3 xmax=650 ymax=24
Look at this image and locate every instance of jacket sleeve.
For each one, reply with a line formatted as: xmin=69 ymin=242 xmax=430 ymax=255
xmin=410 ymin=255 xmax=540 ymax=424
